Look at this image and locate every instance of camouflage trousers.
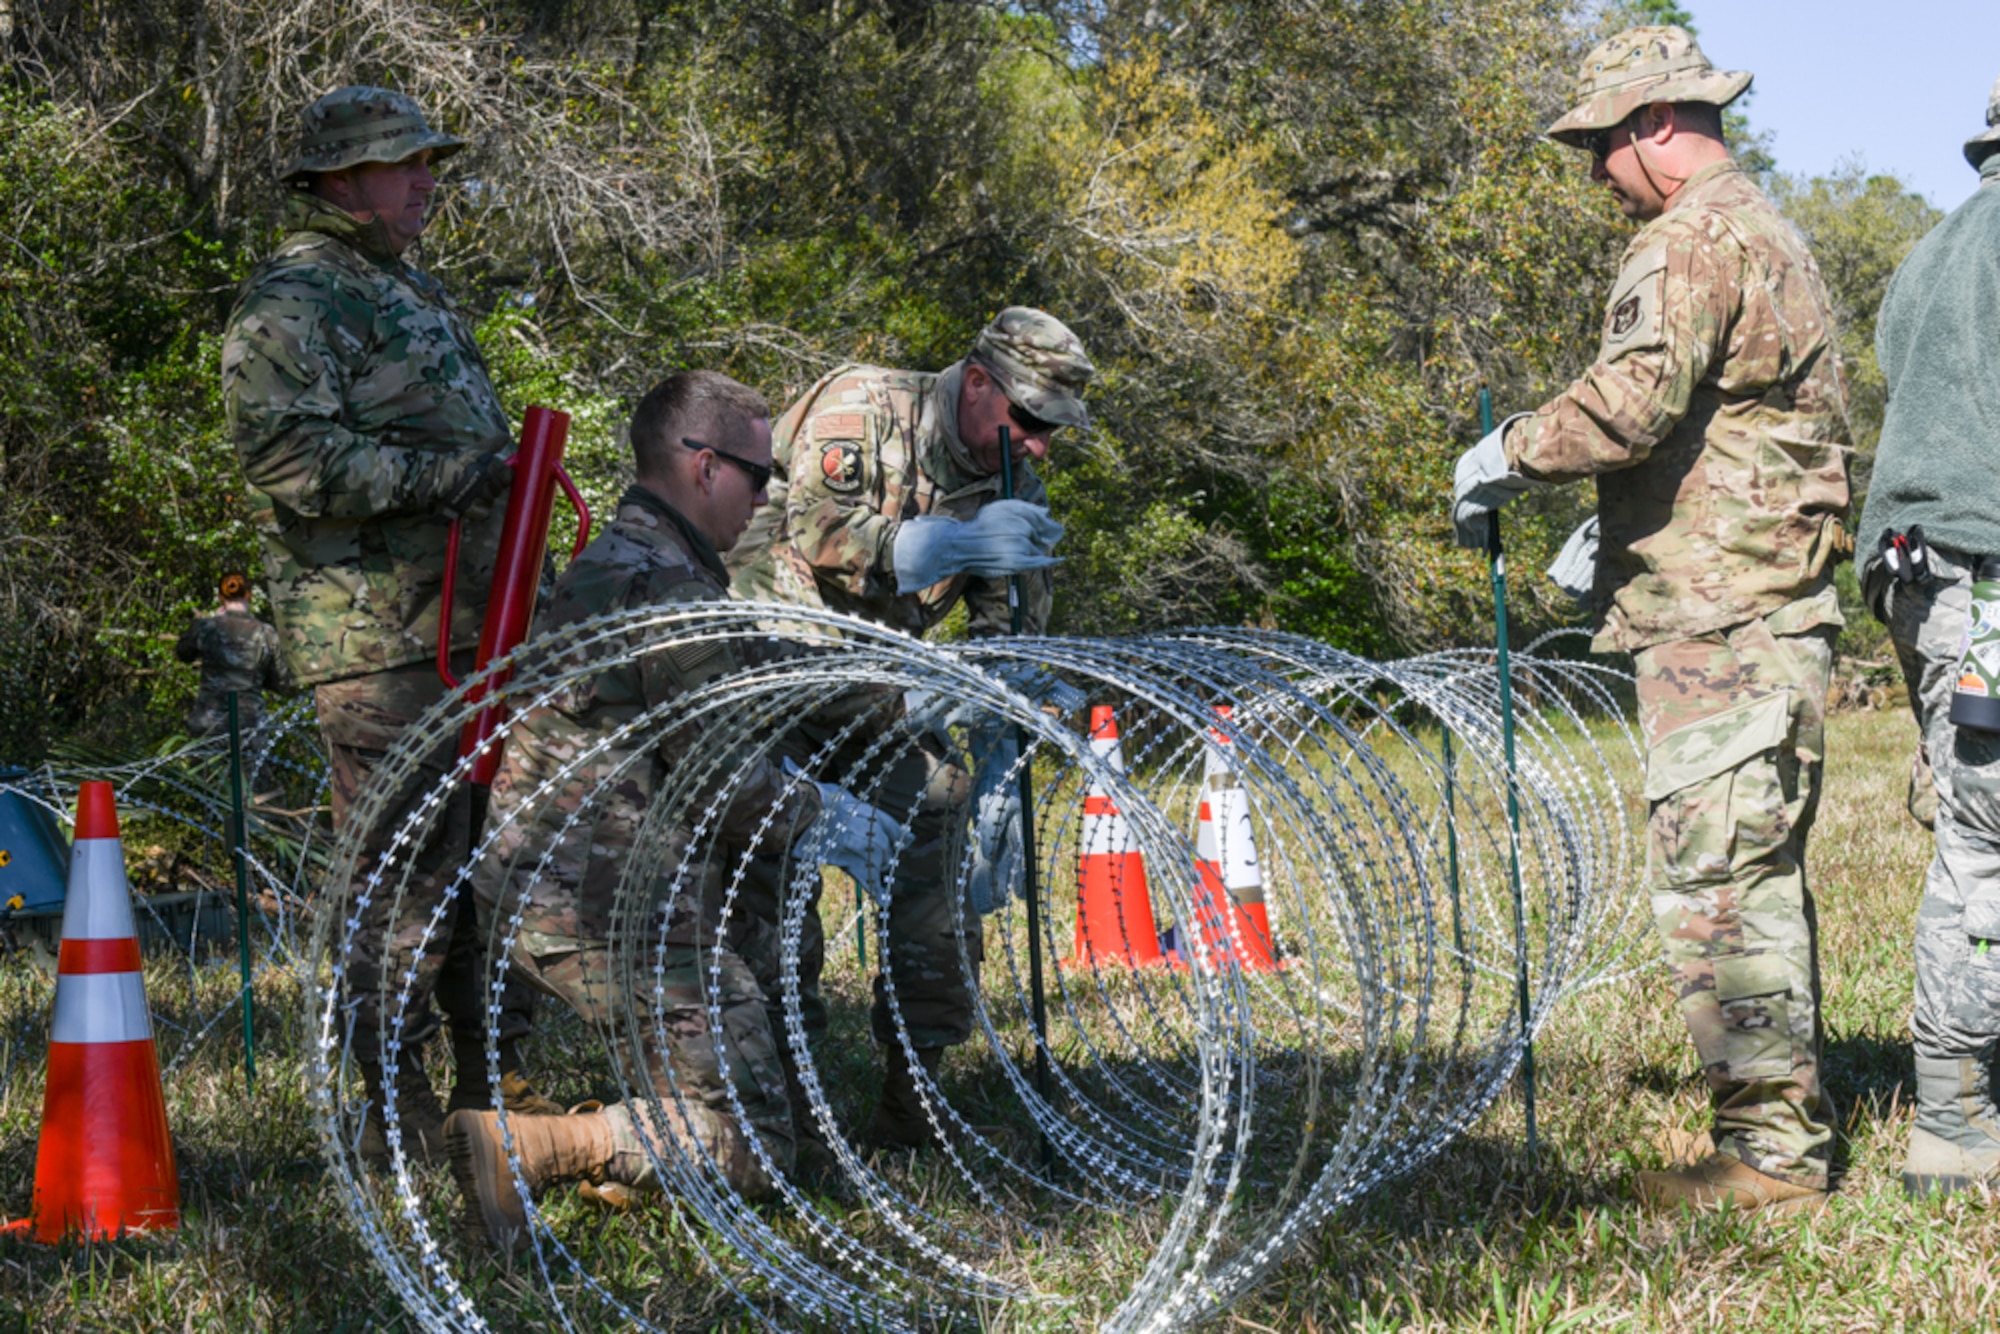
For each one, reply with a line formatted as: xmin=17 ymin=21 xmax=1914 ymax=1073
xmin=1635 ymin=603 xmax=1837 ymax=1188
xmin=316 ymin=661 xmax=536 ymax=1074
xmin=510 ymin=939 xmax=794 ymax=1196
xmin=780 ymin=718 xmax=982 ymax=1052
xmin=1872 ymin=547 xmax=2000 ymax=1059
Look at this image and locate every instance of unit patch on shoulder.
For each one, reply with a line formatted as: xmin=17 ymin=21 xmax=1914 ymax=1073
xmin=819 ymin=440 xmax=864 ymax=494
xmin=1602 ymin=247 xmax=1667 ymax=353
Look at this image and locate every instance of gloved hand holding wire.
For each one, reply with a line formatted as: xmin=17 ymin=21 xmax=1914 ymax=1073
xmin=789 ymin=763 xmax=909 ymax=907
xmin=892 ymin=499 xmax=1065 ymax=590
xmin=964 ymin=720 xmax=1024 ymax=916
xmin=905 ymin=666 xmax=1085 ymax=739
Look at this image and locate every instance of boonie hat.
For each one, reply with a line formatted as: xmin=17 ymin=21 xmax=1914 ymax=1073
xmin=280 ymin=86 xmax=465 ymax=184
xmin=970 ymin=308 xmax=1095 ymax=429
xmin=1546 ymin=26 xmax=1752 ymax=149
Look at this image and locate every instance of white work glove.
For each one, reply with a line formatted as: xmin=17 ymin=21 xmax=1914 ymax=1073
xmin=1547 ymin=515 xmax=1600 ymax=607
xmin=964 ymin=721 xmax=1024 ymax=916
xmin=904 ymin=667 xmax=1085 ymax=739
xmin=892 ymin=499 xmax=1065 ymax=590
xmin=1451 ymin=414 xmax=1539 ymax=550
xmin=789 ymin=764 xmax=909 ymax=907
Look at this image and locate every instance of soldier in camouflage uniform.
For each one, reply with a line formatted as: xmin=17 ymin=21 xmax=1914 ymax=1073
xmin=1454 ymin=27 xmax=1851 ymax=1213
xmin=444 ymin=372 xmax=898 ymax=1250
xmin=1859 ymin=73 xmax=2000 ymax=1197
xmin=175 ymin=572 xmax=290 ymax=737
xmin=221 ymin=87 xmax=554 ymax=1165
xmin=726 ymin=308 xmax=1093 ymax=1147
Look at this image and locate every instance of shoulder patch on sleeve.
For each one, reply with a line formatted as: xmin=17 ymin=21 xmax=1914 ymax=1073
xmin=817 ymin=439 xmax=865 ymax=494
xmin=1603 ymin=245 xmax=1668 ymax=353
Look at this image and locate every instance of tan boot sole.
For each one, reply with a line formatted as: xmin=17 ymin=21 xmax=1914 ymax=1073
xmin=1636 ymin=1168 xmax=1829 ymax=1217
xmin=444 ymin=1111 xmax=530 ymax=1253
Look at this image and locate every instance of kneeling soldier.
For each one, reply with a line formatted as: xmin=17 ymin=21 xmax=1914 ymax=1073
xmin=445 ymin=371 xmax=899 ymax=1250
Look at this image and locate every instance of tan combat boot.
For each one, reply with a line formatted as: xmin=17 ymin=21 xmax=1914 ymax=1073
xmin=864 ymin=1045 xmax=945 ymax=1151
xmin=1636 ymin=1153 xmax=1828 ymax=1217
xmin=445 ymin=1105 xmax=617 ymax=1253
xmin=357 ymin=1060 xmax=448 ymax=1167
xmin=1903 ymin=1052 xmax=2000 ymax=1198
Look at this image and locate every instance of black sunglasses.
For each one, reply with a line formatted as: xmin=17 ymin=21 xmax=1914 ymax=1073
xmin=681 ymin=437 xmax=773 ymax=491
xmin=1006 ymin=400 xmax=1062 ymax=437
xmin=1582 ymin=116 xmax=1635 ymax=162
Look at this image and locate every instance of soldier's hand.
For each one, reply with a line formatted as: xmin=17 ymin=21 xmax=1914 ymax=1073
xmin=438 ymin=450 xmax=513 ymax=521
xmin=1547 ymin=515 xmax=1600 ymax=607
xmin=801 ymin=780 xmax=909 ymax=908
xmin=965 ymin=720 xmax=1024 ymax=915
xmin=1451 ymin=416 xmax=1539 ymax=549
xmin=892 ymin=499 xmax=1064 ymax=590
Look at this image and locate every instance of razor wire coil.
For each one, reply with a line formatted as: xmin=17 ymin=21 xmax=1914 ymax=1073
xmin=301 ymin=603 xmax=1646 ymax=1333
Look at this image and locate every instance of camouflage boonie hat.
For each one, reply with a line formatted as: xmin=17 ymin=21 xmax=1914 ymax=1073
xmin=1965 ymin=74 xmax=2000 ymax=167
xmin=1546 ymin=26 xmax=1752 ymax=149
xmin=971 ymin=307 xmax=1095 ymax=429
xmin=280 ymin=86 xmax=465 ymax=184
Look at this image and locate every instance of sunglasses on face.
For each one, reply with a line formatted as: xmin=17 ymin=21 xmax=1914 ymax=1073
xmin=681 ymin=437 xmax=773 ymax=491
xmin=1582 ymin=115 xmax=1641 ymax=162
xmin=1006 ymin=400 xmax=1061 ymax=438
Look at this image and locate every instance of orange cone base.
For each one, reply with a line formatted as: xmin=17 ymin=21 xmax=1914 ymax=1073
xmin=8 ymin=1040 xmax=178 ymax=1242
xmin=1064 ymin=851 xmax=1169 ymax=970
xmin=1176 ymin=869 xmax=1284 ymax=973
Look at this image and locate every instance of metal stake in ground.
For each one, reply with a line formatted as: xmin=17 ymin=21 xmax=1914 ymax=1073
xmin=1480 ymin=384 xmax=1535 ymax=1169
xmin=225 ymin=690 xmax=257 ymax=1090
xmin=998 ymin=424 xmax=1055 ymax=1171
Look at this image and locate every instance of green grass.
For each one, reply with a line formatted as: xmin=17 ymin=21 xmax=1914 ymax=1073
xmin=0 ymin=706 xmax=1980 ymax=1332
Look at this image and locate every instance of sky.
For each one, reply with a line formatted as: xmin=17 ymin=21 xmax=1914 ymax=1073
xmin=1689 ymin=2 xmax=2000 ymax=210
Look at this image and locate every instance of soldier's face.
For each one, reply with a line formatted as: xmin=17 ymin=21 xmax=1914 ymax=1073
xmin=1590 ymin=113 xmax=1667 ymax=221
xmin=322 ymin=150 xmax=437 ymax=254
xmin=959 ymin=364 xmax=1054 ymax=475
xmin=695 ymin=417 xmax=774 ymax=553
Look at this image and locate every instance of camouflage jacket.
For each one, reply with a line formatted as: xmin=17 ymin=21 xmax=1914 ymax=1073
xmin=174 ymin=609 xmax=290 ymax=731
xmin=221 ymin=192 xmax=511 ymax=687
xmin=478 ymin=486 xmax=820 ymax=956
xmin=726 ymin=362 xmax=1054 ymax=637
xmin=1505 ymin=160 xmax=1852 ymax=653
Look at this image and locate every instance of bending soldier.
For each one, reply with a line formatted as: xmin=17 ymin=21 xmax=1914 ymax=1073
xmin=1859 ymin=73 xmax=2000 ymax=1198
xmin=175 ymin=571 xmax=289 ymax=737
xmin=221 ymin=86 xmax=556 ymax=1165
xmin=446 ymin=372 xmax=901 ymax=1250
xmin=727 ymin=308 xmax=1092 ymax=1148
xmin=1454 ymin=27 xmax=1851 ymax=1214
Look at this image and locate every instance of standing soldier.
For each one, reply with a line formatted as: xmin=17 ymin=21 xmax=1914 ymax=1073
xmin=1453 ymin=27 xmax=1851 ymax=1213
xmin=727 ymin=308 xmax=1092 ymax=1147
xmin=222 ymin=87 xmax=555 ymax=1164
xmin=1860 ymin=74 xmax=2000 ymax=1197
xmin=175 ymin=571 xmax=290 ymax=737
xmin=446 ymin=372 xmax=902 ymax=1249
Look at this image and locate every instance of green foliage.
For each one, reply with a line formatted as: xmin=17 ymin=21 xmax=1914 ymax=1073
xmin=0 ymin=0 xmax=1954 ymax=757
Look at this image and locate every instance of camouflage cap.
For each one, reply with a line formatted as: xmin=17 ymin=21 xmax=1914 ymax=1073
xmin=280 ymin=86 xmax=465 ymax=184
xmin=1546 ymin=26 xmax=1752 ymax=149
xmin=1965 ymin=74 xmax=2000 ymax=167
xmin=970 ymin=307 xmax=1095 ymax=429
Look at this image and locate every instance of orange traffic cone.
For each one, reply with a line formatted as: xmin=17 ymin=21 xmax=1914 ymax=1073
xmin=1066 ymin=706 xmax=1166 ymax=969
xmin=1188 ymin=707 xmax=1281 ymax=973
xmin=4 ymin=782 xmax=178 ymax=1241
